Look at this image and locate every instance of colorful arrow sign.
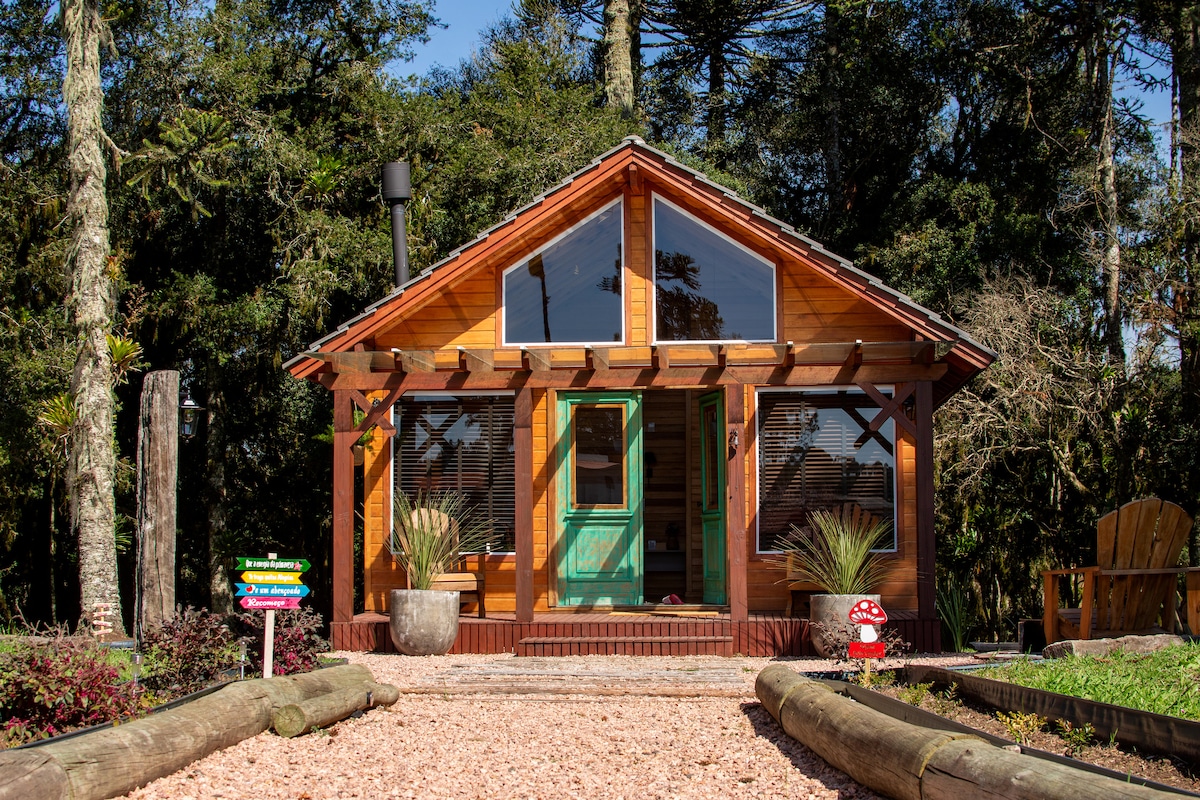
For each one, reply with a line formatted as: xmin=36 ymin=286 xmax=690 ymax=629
xmin=235 ymin=583 xmax=310 ymax=598
xmin=240 ymin=570 xmax=302 ymax=585
xmin=240 ymin=596 xmax=302 ymax=610
xmin=237 ymin=557 xmax=310 ymax=573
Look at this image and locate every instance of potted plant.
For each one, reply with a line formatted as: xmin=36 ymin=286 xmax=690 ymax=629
xmin=768 ymin=505 xmax=895 ymax=658
xmin=387 ymin=491 xmax=494 ymax=656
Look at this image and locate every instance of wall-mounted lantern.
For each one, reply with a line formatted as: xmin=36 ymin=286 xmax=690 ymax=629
xmin=179 ymin=393 xmax=204 ymax=439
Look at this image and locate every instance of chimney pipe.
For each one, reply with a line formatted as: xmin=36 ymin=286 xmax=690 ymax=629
xmin=382 ymin=162 xmax=411 ymax=287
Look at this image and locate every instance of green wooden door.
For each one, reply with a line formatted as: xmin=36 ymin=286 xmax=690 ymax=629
xmin=556 ymin=391 xmax=643 ymax=605
xmin=700 ymin=391 xmax=727 ymax=604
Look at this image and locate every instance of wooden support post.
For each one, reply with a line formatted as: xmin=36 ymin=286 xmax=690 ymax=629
xmin=914 ymin=380 xmax=937 ymax=630
xmin=515 ymin=388 xmax=534 ymax=622
xmin=136 ymin=370 xmax=179 ymax=642
xmin=332 ymin=391 xmax=355 ymax=626
xmin=726 ymin=385 xmax=748 ymax=623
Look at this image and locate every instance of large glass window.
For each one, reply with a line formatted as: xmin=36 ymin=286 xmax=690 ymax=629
xmin=757 ymin=389 xmax=896 ymax=552
xmin=502 ymin=200 xmax=623 ymax=345
xmin=394 ymin=395 xmax=515 ymax=552
xmin=653 ymin=198 xmax=775 ymax=342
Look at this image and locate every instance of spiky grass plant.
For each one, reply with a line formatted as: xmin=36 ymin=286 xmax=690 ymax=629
xmin=768 ymin=506 xmax=894 ymax=594
xmin=389 ymin=491 xmax=495 ymax=591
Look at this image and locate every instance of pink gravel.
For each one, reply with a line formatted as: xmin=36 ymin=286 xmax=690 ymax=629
xmin=125 ymin=652 xmax=973 ymax=799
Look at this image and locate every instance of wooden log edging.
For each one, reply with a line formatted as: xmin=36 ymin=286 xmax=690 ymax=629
xmin=755 ymin=664 xmax=1171 ymax=800
xmin=907 ymin=664 xmax=1200 ymax=768
xmin=272 ymin=681 xmax=400 ymax=738
xmin=0 ymin=664 xmax=376 ymax=800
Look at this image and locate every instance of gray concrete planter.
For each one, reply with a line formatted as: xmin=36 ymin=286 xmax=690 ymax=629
xmin=388 ymin=589 xmax=460 ymax=656
xmin=809 ymin=593 xmax=881 ymax=658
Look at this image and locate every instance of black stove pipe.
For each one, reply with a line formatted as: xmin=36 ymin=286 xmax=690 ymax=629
xmin=382 ymin=162 xmax=411 ymax=287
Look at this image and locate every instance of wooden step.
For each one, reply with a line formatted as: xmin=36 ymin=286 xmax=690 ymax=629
xmin=515 ymin=635 xmax=734 ymax=657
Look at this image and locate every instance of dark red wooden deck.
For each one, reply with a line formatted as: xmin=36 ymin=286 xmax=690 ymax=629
xmin=333 ymin=610 xmax=941 ymax=657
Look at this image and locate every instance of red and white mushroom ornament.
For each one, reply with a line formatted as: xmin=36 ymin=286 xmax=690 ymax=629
xmin=847 ymin=598 xmax=888 ymax=643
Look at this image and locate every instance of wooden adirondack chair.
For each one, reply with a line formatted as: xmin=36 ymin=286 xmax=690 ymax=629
xmin=1042 ymin=498 xmax=1199 ymax=644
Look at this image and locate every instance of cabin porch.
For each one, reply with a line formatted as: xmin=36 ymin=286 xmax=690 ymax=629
xmin=333 ymin=609 xmax=940 ymax=657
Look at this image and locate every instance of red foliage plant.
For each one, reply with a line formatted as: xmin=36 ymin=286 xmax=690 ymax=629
xmin=0 ymin=633 xmax=151 ymax=747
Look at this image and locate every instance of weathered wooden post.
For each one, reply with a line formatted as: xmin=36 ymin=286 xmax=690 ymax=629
xmin=136 ymin=370 xmax=179 ymax=641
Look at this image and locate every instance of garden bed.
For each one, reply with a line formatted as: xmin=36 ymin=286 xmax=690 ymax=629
xmin=863 ymin=667 xmax=1200 ymax=795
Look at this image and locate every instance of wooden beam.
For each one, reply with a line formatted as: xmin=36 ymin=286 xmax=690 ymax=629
xmin=459 ymin=347 xmax=494 ymax=372
xmin=628 ymin=163 xmax=642 ymax=194
xmin=316 ymin=362 xmax=950 ymax=392
xmin=332 ymin=390 xmax=355 ymax=625
xmin=330 ymin=351 xmax=394 ymax=373
xmin=397 ymin=350 xmax=435 ymax=373
xmin=856 ymin=381 xmax=917 ymax=439
xmin=914 ymin=380 xmax=937 ymax=632
xmin=515 ymin=388 xmax=534 ymax=623
xmin=724 ymin=344 xmax=788 ymax=366
xmin=523 ymin=348 xmax=553 ymax=372
xmin=657 ymin=344 xmax=722 ymax=368
xmin=726 ymin=385 xmax=748 ymax=623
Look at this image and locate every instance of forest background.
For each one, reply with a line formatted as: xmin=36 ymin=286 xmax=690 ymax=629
xmin=2 ymin=0 xmax=1198 ymax=642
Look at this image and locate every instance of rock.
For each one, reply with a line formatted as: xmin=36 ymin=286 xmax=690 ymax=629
xmin=1042 ymin=633 xmax=1186 ymax=659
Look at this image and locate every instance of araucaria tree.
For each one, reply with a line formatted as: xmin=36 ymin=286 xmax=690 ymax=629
xmin=62 ymin=0 xmax=123 ymax=635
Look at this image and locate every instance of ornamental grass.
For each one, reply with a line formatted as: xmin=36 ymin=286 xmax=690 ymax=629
xmin=389 ymin=491 xmax=495 ymax=591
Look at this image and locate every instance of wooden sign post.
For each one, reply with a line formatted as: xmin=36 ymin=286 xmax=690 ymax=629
xmin=236 ymin=553 xmax=311 ymax=678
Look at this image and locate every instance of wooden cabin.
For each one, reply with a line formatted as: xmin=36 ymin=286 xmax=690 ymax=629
xmin=286 ymin=137 xmax=995 ymax=656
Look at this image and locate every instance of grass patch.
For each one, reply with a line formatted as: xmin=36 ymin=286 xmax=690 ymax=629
xmin=977 ymin=643 xmax=1200 ymax=720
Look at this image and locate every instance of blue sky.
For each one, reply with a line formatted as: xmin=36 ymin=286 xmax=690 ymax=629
xmin=402 ymin=1 xmax=514 ymax=77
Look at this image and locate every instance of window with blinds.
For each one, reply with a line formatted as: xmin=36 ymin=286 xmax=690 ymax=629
xmin=393 ymin=396 xmax=516 ymax=553
xmin=757 ymin=389 xmax=896 ymax=552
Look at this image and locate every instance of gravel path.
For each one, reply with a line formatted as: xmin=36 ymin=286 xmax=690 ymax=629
xmin=126 ymin=652 xmax=973 ymax=799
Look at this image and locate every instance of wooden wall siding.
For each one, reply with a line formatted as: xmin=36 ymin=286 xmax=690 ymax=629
xmin=374 ymin=270 xmax=496 ymax=352
xmin=627 ymin=188 xmax=649 ymax=347
xmin=779 ymin=265 xmax=912 ymax=344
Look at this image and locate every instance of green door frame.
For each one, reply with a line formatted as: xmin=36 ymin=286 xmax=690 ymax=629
xmin=555 ymin=391 xmax=644 ymax=605
xmin=699 ymin=390 xmax=727 ymax=604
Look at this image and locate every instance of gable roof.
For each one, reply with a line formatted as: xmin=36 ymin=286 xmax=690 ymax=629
xmin=286 ymin=136 xmax=995 ymax=400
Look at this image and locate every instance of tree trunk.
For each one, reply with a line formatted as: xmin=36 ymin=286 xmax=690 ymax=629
xmin=206 ymin=382 xmax=234 ymax=614
xmin=821 ymin=1 xmax=843 ymax=237
xmin=136 ymin=370 xmax=179 ymax=640
xmin=1096 ymin=41 xmax=1124 ymax=365
xmin=706 ymin=43 xmax=727 ymax=164
xmin=603 ymin=0 xmax=637 ymax=118
xmin=63 ymin=0 xmax=123 ymax=637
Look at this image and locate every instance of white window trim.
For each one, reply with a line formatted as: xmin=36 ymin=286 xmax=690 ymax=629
xmin=501 ymin=197 xmax=625 ymax=348
xmin=650 ymin=194 xmax=778 ymax=345
xmin=753 ymin=385 xmax=899 ymax=555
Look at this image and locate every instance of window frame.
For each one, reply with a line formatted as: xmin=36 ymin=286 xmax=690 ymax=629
xmin=389 ymin=391 xmax=518 ymax=555
xmin=500 ymin=197 xmax=626 ymax=348
xmin=650 ymin=195 xmax=778 ymax=345
xmin=753 ymin=386 xmax=899 ymax=555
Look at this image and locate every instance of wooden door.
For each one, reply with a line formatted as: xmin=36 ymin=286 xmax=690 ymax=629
xmin=700 ymin=391 xmax=727 ymax=604
xmin=556 ymin=391 xmax=643 ymax=605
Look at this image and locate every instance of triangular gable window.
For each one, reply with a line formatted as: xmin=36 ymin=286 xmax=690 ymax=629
xmin=653 ymin=197 xmax=776 ymax=342
xmin=502 ymin=199 xmax=624 ymax=346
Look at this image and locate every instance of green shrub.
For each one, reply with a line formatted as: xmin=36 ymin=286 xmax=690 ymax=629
xmin=140 ymin=607 xmax=241 ymax=695
xmin=235 ymin=607 xmax=329 ymax=675
xmin=0 ymin=633 xmax=150 ymax=746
